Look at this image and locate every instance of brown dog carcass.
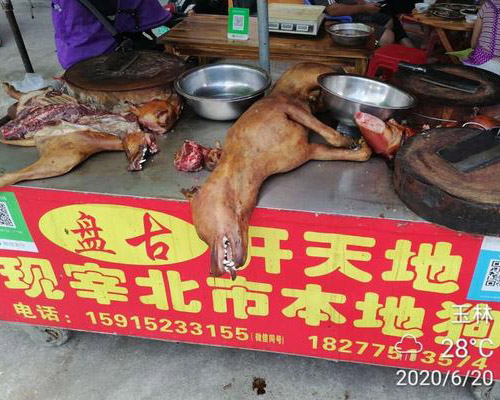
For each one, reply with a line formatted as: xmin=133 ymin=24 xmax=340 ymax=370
xmin=0 ymin=86 xmax=157 ymax=187
xmin=355 ymin=112 xmax=418 ymax=159
xmin=355 ymin=112 xmax=404 ymax=158
xmin=127 ymin=94 xmax=183 ymax=134
xmin=191 ymin=63 xmax=372 ymax=279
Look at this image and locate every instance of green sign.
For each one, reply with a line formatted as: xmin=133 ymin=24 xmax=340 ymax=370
xmin=0 ymin=192 xmax=37 ymax=252
xmin=228 ymin=7 xmax=250 ymax=40
xmin=152 ymin=25 xmax=170 ymax=37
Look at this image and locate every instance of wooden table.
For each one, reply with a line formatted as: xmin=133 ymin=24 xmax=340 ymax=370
xmin=159 ymin=14 xmax=372 ymax=74
xmin=412 ymin=11 xmax=473 ymax=63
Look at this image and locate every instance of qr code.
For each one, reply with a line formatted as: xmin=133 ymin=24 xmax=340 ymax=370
xmin=233 ymin=15 xmax=244 ymax=30
xmin=0 ymin=202 xmax=15 ymax=228
xmin=482 ymin=260 xmax=500 ymax=292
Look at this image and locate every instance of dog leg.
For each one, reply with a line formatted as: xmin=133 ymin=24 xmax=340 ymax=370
xmin=284 ymin=103 xmax=354 ymax=148
xmin=2 ymin=83 xmax=21 ymax=100
xmin=309 ymin=141 xmax=372 ymax=162
xmin=0 ymin=131 xmax=123 ymax=187
xmin=0 ymin=138 xmax=36 ymax=146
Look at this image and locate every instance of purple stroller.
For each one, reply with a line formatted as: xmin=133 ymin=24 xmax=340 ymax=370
xmin=51 ymin=0 xmax=172 ymax=69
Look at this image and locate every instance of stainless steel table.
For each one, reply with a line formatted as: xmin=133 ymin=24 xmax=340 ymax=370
xmin=0 ymin=109 xmax=419 ymax=222
xmin=3 ymin=111 xmax=500 ymax=396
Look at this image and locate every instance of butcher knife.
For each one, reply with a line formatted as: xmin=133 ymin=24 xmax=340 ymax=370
xmin=398 ymin=62 xmax=481 ymax=94
xmin=438 ymin=128 xmax=500 ymax=173
xmin=103 ymin=51 xmax=140 ymax=73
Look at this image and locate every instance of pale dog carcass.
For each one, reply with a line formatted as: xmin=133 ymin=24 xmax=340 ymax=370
xmin=0 ymin=84 xmax=158 ymax=187
xmin=191 ymin=63 xmax=372 ymax=279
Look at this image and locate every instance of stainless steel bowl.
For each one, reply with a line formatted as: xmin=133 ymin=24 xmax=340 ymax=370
xmin=326 ymin=23 xmax=374 ymax=47
xmin=318 ymin=74 xmax=416 ymax=126
xmin=174 ymin=63 xmax=271 ymax=121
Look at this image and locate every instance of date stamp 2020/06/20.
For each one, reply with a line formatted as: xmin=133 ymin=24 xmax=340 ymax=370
xmin=396 ymin=369 xmax=494 ymax=387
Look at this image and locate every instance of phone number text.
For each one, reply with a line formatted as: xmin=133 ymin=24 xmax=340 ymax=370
xmin=86 ymin=311 xmax=250 ymax=341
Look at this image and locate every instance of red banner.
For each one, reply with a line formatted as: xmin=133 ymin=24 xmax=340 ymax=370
xmin=0 ymin=186 xmax=497 ymax=378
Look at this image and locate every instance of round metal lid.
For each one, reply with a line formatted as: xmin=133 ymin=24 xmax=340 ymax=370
xmin=64 ymin=51 xmax=186 ymax=92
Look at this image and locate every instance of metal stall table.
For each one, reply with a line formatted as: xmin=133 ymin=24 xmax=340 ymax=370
xmin=0 ymin=111 xmax=499 ymax=397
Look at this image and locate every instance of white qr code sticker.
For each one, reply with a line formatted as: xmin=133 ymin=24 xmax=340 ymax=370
xmin=481 ymin=260 xmax=500 ymax=292
xmin=0 ymin=201 xmax=15 ymax=228
xmin=233 ymin=14 xmax=244 ymax=30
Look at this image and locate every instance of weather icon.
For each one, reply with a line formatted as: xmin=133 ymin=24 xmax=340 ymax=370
xmin=395 ymin=334 xmax=424 ymax=355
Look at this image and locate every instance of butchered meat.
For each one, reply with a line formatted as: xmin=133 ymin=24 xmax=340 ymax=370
xmin=0 ymin=104 xmax=98 ymax=140
xmin=174 ymin=140 xmax=223 ymax=172
xmin=174 ymin=140 xmax=204 ymax=172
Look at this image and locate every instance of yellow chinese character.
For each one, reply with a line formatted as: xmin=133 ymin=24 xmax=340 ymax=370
xmin=412 ymin=243 xmax=461 ymax=293
xmin=354 ymin=292 xmax=425 ymax=337
xmin=136 ymin=270 xmax=168 ymax=310
xmin=0 ymin=257 xmax=64 ymax=300
xmin=382 ymin=240 xmax=415 ymax=281
xmin=382 ymin=241 xmax=462 ymax=294
xmin=269 ymin=334 xmax=276 ymax=344
xmin=277 ymin=335 xmax=284 ymax=345
xmin=353 ymin=292 xmax=383 ymax=329
xmin=36 ymin=305 xmax=60 ymax=322
xmin=434 ymin=302 xmax=500 ymax=349
xmin=255 ymin=333 xmax=262 ymax=342
xmin=168 ymin=271 xmax=201 ymax=313
xmin=64 ymin=263 xmax=128 ymax=305
xmin=304 ymin=232 xmax=375 ymax=282
xmin=13 ymin=302 xmax=36 ymax=319
xmin=238 ymin=227 xmax=293 ymax=274
xmin=262 ymin=333 xmax=268 ymax=343
xmin=281 ymin=284 xmax=346 ymax=326
xmin=207 ymin=277 xmax=272 ymax=319
xmin=136 ymin=270 xmax=201 ymax=313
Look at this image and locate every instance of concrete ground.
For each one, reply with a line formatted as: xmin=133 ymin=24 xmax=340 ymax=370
xmin=0 ymin=3 xmax=480 ymax=400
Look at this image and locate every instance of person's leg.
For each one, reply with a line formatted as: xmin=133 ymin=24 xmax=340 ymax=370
xmin=369 ymin=14 xmax=396 ymax=47
xmin=380 ymin=28 xmax=395 ymax=46
xmin=352 ymin=13 xmax=395 ymax=47
xmin=391 ymin=15 xmax=414 ymax=46
xmin=381 ymin=0 xmax=417 ymax=15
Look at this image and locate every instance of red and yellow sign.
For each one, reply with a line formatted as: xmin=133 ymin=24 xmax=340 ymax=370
xmin=0 ymin=187 xmax=497 ymax=377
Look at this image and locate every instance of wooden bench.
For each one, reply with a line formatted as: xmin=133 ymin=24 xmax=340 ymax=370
xmin=158 ymin=14 xmax=372 ymax=74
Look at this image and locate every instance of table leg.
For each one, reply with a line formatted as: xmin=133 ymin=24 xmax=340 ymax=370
xmin=164 ymin=44 xmax=176 ymax=55
xmin=435 ymin=28 xmax=460 ymax=64
xmin=1 ymin=0 xmax=34 ymax=73
xmin=354 ymin=58 xmax=368 ymax=75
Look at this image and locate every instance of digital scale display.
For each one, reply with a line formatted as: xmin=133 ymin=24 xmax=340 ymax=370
xmin=269 ymin=22 xmax=314 ymax=33
xmin=268 ymin=4 xmax=325 ymax=36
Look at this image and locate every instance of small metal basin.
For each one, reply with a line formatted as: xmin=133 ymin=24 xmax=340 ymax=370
xmin=174 ymin=63 xmax=271 ymax=121
xmin=326 ymin=23 xmax=374 ymax=47
xmin=318 ymin=74 xmax=416 ymax=126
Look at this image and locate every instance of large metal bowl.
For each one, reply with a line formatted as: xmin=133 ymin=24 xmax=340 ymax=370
xmin=174 ymin=63 xmax=271 ymax=120
xmin=318 ymin=74 xmax=416 ymax=126
xmin=326 ymin=23 xmax=374 ymax=47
